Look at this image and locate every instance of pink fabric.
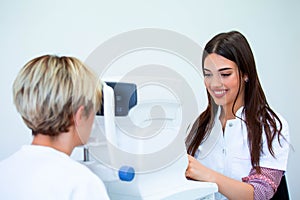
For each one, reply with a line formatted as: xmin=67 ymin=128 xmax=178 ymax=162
xmin=242 ymin=167 xmax=284 ymax=200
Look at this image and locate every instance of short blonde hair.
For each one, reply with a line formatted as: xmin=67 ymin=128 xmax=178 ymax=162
xmin=13 ymin=55 xmax=102 ymax=136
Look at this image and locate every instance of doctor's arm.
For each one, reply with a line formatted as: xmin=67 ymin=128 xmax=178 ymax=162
xmin=186 ymin=155 xmax=284 ymax=200
xmin=185 ymin=155 xmax=254 ymax=200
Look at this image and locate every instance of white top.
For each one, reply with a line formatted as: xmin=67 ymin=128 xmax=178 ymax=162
xmin=0 ymin=145 xmax=110 ymax=200
xmin=195 ymin=107 xmax=290 ymax=199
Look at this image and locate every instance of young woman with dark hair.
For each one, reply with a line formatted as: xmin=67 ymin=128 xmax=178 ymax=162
xmin=185 ymin=31 xmax=290 ymax=200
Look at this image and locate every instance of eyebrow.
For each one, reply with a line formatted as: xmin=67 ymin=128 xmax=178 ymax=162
xmin=204 ymin=67 xmax=233 ymax=72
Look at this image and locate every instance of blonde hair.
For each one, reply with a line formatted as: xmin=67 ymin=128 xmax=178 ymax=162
xmin=13 ymin=55 xmax=102 ymax=136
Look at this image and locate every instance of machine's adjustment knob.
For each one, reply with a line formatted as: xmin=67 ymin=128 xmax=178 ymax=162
xmin=118 ymin=166 xmax=135 ymax=181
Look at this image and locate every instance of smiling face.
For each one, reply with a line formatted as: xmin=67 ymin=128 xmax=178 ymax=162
xmin=203 ymin=53 xmax=246 ymax=114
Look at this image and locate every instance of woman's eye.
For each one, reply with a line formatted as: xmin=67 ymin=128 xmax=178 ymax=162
xmin=204 ymin=73 xmax=212 ymax=77
xmin=221 ymin=73 xmax=231 ymax=77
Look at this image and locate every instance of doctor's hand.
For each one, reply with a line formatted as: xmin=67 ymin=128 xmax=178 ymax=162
xmin=186 ymin=155 xmax=254 ymax=200
xmin=185 ymin=154 xmax=215 ymax=182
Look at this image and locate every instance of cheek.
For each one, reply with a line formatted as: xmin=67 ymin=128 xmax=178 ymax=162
xmin=230 ymin=78 xmax=240 ymax=90
xmin=223 ymin=74 xmax=238 ymax=87
xmin=204 ymin=79 xmax=209 ymax=88
xmin=204 ymin=80 xmax=211 ymax=93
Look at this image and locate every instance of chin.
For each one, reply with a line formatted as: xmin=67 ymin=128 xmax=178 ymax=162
xmin=213 ymin=99 xmax=226 ymax=106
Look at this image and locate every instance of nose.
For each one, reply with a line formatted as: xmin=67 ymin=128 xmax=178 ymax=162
xmin=208 ymin=74 xmax=223 ymax=88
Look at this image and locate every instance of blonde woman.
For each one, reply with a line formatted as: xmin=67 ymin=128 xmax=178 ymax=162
xmin=0 ymin=55 xmax=110 ymax=200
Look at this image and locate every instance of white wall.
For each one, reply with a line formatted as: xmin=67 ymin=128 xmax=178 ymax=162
xmin=0 ymin=0 xmax=299 ymax=198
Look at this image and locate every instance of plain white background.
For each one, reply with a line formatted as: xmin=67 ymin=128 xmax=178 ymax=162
xmin=0 ymin=0 xmax=299 ymax=199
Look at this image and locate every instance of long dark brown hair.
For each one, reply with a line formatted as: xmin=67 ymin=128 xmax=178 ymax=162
xmin=185 ymin=31 xmax=283 ymax=172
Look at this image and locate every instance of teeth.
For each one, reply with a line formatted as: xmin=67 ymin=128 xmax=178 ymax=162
xmin=214 ymin=90 xmax=226 ymax=95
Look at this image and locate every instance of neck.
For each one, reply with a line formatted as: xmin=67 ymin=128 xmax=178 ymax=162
xmin=222 ymin=96 xmax=244 ymax=119
xmin=31 ymin=127 xmax=78 ymax=156
xmin=219 ymin=104 xmax=243 ymax=130
xmin=221 ymin=106 xmax=237 ymax=120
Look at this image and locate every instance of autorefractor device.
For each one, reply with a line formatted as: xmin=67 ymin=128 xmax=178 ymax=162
xmin=73 ymin=81 xmax=218 ymax=200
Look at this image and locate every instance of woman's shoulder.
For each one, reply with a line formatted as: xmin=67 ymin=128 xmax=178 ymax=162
xmin=265 ymin=109 xmax=290 ymax=142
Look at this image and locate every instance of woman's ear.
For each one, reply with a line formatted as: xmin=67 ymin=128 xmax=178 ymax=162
xmin=73 ymin=106 xmax=85 ymax=127
xmin=243 ymin=74 xmax=249 ymax=82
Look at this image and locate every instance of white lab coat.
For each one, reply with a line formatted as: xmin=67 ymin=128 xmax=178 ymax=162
xmin=195 ymin=106 xmax=290 ymax=200
xmin=0 ymin=145 xmax=110 ymax=200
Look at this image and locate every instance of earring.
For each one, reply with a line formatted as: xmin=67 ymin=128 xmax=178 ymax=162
xmin=244 ymin=78 xmax=249 ymax=82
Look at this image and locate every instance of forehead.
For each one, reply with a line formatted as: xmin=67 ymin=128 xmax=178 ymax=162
xmin=204 ymin=53 xmax=238 ymax=71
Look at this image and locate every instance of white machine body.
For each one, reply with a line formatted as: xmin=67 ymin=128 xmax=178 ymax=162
xmin=74 ymin=82 xmax=217 ymax=200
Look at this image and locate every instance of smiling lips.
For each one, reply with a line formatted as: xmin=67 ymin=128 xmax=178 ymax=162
xmin=212 ymin=89 xmax=228 ymax=98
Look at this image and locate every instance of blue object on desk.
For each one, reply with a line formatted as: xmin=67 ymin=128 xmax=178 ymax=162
xmin=119 ymin=166 xmax=135 ymax=181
